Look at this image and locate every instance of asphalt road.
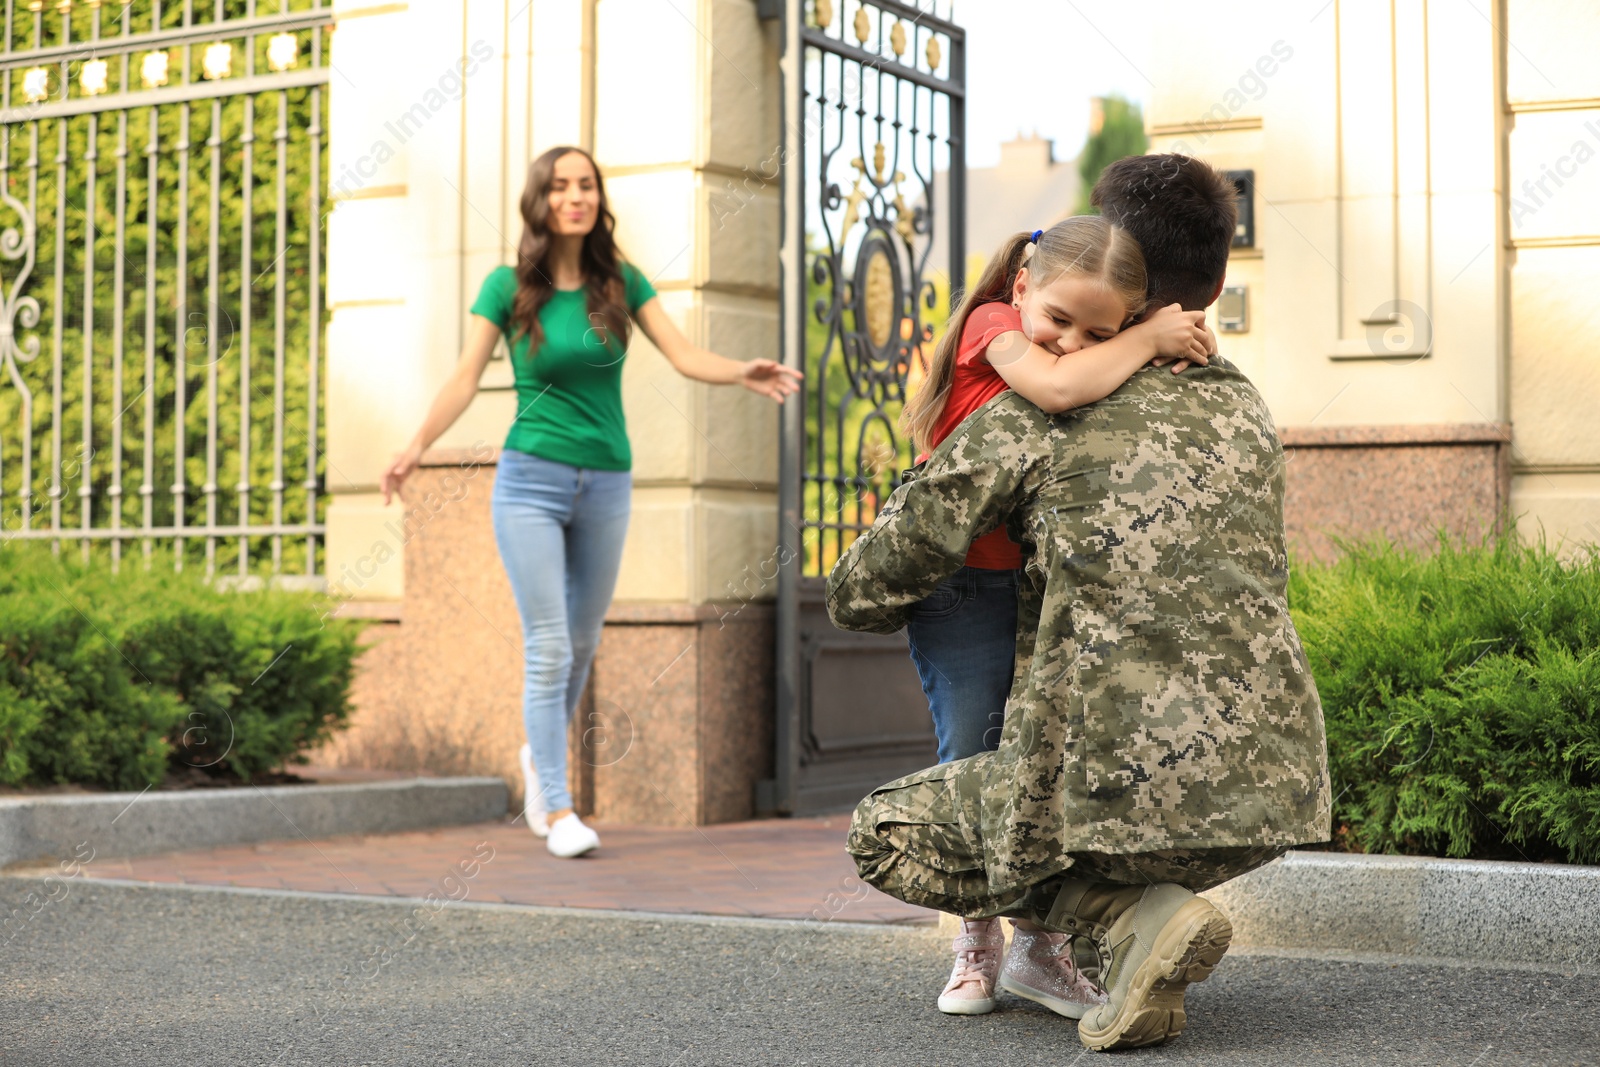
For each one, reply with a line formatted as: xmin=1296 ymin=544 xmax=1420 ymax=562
xmin=1 ymin=876 xmax=1594 ymax=1067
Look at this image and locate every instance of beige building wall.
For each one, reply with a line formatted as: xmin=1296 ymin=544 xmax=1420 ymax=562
xmin=324 ymin=0 xmax=780 ymax=604
xmin=1145 ymin=0 xmax=1598 ymax=557
xmin=316 ymin=0 xmax=784 ymax=824
xmin=322 ymin=0 xmax=559 ymax=600
xmin=1502 ymin=0 xmax=1600 ymax=549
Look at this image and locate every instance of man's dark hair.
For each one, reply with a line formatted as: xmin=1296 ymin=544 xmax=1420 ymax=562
xmin=1090 ymin=154 xmax=1238 ymax=311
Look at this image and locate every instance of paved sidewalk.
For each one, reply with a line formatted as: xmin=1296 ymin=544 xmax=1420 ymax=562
xmin=75 ymin=814 xmax=936 ymax=925
xmin=4 ymin=876 xmax=1594 ymax=1066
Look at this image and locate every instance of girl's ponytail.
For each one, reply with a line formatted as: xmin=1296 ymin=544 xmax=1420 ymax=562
xmin=902 ymin=230 xmax=1035 ymax=454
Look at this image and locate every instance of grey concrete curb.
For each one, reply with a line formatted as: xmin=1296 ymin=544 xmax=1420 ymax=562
xmin=1201 ymin=850 xmax=1600 ymax=969
xmin=0 ymin=777 xmax=508 ymax=869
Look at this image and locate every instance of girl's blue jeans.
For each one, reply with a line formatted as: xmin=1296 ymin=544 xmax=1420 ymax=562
xmin=904 ymin=565 xmax=1019 ymax=765
xmin=490 ymin=448 xmax=631 ymax=813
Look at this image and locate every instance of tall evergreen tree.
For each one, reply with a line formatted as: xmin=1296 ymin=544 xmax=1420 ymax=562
xmin=1074 ymin=95 xmax=1148 ymax=215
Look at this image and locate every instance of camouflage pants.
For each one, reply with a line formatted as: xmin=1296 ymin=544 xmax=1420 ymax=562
xmin=846 ymin=756 xmax=1287 ymax=921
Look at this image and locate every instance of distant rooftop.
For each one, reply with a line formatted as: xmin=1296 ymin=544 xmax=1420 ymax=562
xmin=925 ymin=131 xmax=1081 ymax=289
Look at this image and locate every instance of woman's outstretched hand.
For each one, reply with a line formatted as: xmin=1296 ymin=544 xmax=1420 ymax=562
xmin=381 ymin=443 xmax=424 ymax=505
xmin=740 ymin=359 xmax=805 ymax=402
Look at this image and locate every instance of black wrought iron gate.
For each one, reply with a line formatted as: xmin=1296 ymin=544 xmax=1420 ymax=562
xmin=772 ymin=0 xmax=964 ymax=814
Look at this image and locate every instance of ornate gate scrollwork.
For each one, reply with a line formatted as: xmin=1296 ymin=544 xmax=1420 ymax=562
xmin=0 ymin=187 xmax=40 ymax=517
xmin=773 ymin=0 xmax=965 ymax=815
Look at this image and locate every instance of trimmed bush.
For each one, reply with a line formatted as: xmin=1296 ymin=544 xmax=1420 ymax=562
xmin=1289 ymin=533 xmax=1600 ymax=865
xmin=0 ymin=540 xmax=365 ymax=790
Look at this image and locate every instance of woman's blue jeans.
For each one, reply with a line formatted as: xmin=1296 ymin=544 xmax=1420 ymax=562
xmin=490 ymin=448 xmax=631 ymax=813
xmin=904 ymin=566 xmax=1019 ymax=765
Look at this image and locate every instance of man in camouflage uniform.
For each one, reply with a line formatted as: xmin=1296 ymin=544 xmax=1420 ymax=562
xmin=828 ymin=156 xmax=1331 ymax=1051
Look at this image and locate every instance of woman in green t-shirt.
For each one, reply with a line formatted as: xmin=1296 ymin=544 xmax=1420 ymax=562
xmin=381 ymin=146 xmax=800 ymax=858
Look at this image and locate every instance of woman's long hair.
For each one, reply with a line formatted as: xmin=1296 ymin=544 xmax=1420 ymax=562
xmin=509 ymin=146 xmax=631 ymax=357
xmin=901 ymin=215 xmax=1148 ymax=453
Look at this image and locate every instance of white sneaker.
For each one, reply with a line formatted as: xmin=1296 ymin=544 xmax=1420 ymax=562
xmin=518 ymin=743 xmax=548 ymax=838
xmin=546 ymin=812 xmax=600 ymax=858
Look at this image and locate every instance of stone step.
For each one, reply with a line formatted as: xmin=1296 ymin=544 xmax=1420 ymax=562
xmin=1206 ymin=849 xmax=1600 ymax=970
xmin=0 ymin=776 xmax=508 ymax=869
xmin=939 ymin=850 xmax=1600 ymax=971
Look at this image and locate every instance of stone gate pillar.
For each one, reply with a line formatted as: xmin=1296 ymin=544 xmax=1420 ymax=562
xmin=318 ymin=0 xmax=784 ymax=826
xmin=576 ymin=0 xmax=783 ymax=824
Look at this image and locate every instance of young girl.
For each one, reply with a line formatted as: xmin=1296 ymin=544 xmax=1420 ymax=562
xmin=897 ymin=215 xmax=1214 ymax=1019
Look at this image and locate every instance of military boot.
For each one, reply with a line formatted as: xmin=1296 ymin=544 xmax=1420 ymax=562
xmin=1074 ymin=883 xmax=1233 ymax=1052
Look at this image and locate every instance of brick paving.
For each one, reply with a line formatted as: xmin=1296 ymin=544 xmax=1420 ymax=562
xmin=79 ymin=814 xmax=937 ymax=926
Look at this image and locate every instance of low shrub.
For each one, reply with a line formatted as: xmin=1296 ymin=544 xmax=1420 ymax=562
xmin=0 ymin=539 xmax=366 ymax=790
xmin=1289 ymin=532 xmax=1600 ymax=865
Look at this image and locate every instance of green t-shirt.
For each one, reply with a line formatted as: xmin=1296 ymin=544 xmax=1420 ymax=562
xmin=469 ymin=263 xmax=657 ymax=471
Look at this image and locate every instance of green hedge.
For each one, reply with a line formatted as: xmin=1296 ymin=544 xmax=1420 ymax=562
xmin=0 ymin=540 xmax=364 ymax=790
xmin=1289 ymin=533 xmax=1600 ymax=866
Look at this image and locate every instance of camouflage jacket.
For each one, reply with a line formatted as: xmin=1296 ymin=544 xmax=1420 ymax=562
xmin=827 ymin=360 xmax=1331 ymax=894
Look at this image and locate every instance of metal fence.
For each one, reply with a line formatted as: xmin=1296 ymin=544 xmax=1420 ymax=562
xmin=0 ymin=0 xmax=329 ymax=585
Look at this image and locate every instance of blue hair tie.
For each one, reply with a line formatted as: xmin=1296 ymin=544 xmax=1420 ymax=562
xmin=1030 ymin=229 xmax=1044 ymax=244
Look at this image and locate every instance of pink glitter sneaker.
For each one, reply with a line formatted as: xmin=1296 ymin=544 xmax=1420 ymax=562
xmin=937 ymin=918 xmax=1005 ymax=1015
xmin=1000 ymin=924 xmax=1108 ymax=1020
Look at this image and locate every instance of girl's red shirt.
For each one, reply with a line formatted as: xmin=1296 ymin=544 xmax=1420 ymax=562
xmin=915 ymin=301 xmax=1024 ymax=570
